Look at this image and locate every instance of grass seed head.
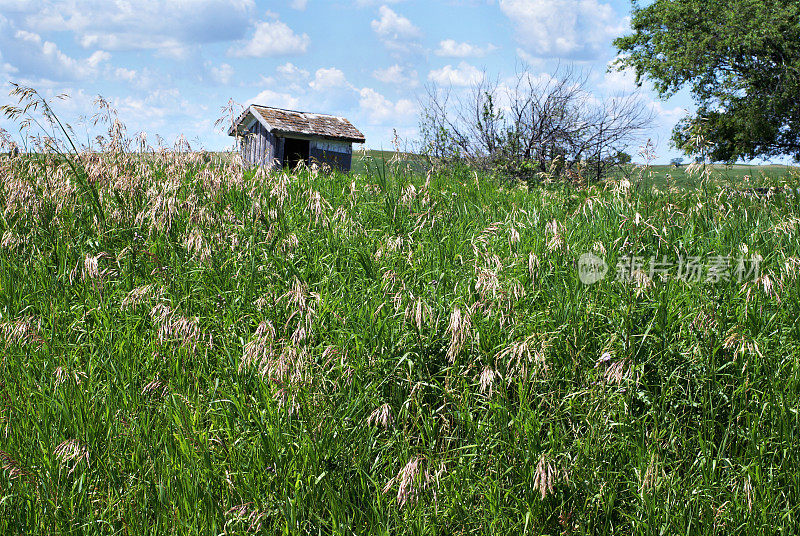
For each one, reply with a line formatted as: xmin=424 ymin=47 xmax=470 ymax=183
xmin=479 ymin=366 xmax=496 ymax=396
xmin=0 ymin=450 xmax=30 ymax=481
xmin=445 ymin=306 xmax=472 ymax=362
xmin=532 ymin=453 xmax=557 ymax=500
xmin=54 ymin=439 xmax=89 ymax=475
xmin=388 ymin=456 xmax=426 ymax=509
xmin=367 ymin=403 xmax=394 ymax=429
xmin=225 ymin=503 xmax=266 ymax=533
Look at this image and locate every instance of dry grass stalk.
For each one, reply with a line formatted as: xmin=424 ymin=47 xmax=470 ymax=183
xmin=367 ymin=403 xmax=394 ymax=429
xmin=383 ymin=456 xmax=442 ymax=509
xmin=545 ymin=219 xmax=568 ymax=253
xmin=185 ymin=227 xmax=211 ymax=262
xmin=742 ymin=475 xmax=754 ymax=512
xmin=404 ymin=296 xmax=430 ymax=332
xmin=224 ymin=502 xmax=266 ymax=533
xmin=479 ymin=366 xmax=496 ymax=396
xmin=280 ymin=233 xmax=300 ymax=258
xmin=445 ymin=306 xmax=472 ymax=362
xmin=639 ymin=452 xmax=662 ymax=494
xmin=400 ymin=183 xmax=417 ymax=207
xmin=54 ymin=439 xmax=89 ymax=475
xmin=722 ymin=330 xmax=762 ymax=359
xmin=54 ymin=367 xmax=87 ymax=389
xmin=157 ymin=315 xmax=200 ymax=350
xmin=0 ymin=450 xmax=30 ymax=481
xmin=1 ymin=317 xmax=42 ymax=348
xmin=121 ymin=284 xmax=162 ymax=310
xmin=528 ymin=252 xmax=540 ymax=280
xmin=532 ymin=453 xmax=557 ymax=500
xmin=594 ymin=351 xmax=630 ymax=385
xmin=306 ymin=188 xmax=330 ymax=225
xmin=240 ymin=321 xmax=277 ymax=373
xmin=498 ymin=334 xmax=548 ymax=381
xmin=142 ymin=377 xmax=169 ymax=399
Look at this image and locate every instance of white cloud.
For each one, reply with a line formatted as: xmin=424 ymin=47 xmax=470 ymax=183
xmin=249 ymin=88 xmax=301 ymax=110
xmin=371 ymin=6 xmax=420 ymax=39
xmin=290 ymin=0 xmax=308 ymax=9
xmin=108 ymin=65 xmax=161 ymax=90
xmin=86 ymin=50 xmax=111 ymax=68
xmin=651 ymin=101 xmax=686 ymax=124
xmin=371 ymin=6 xmax=421 ymax=53
xmin=498 ymin=0 xmax=627 ymax=59
xmin=372 ymin=64 xmax=418 ymax=86
xmin=0 ymin=0 xmax=37 ymax=12
xmin=230 ymin=19 xmax=310 ymax=57
xmin=114 ymin=67 xmax=137 ymax=82
xmin=359 ymin=87 xmax=416 ymax=123
xmin=515 ymin=47 xmax=545 ymax=68
xmin=435 ymin=39 xmax=497 ymax=58
xmin=0 ymin=19 xmax=110 ymax=81
xmin=428 ymin=62 xmax=483 ymax=87
xmin=598 ymin=55 xmax=648 ymax=95
xmin=277 ymin=62 xmax=310 ymax=81
xmin=207 ymin=62 xmax=234 ymax=85
xmin=309 ymin=67 xmax=352 ymax=91
xmin=30 ymin=0 xmax=256 ymax=53
xmin=599 ymin=67 xmax=638 ymax=94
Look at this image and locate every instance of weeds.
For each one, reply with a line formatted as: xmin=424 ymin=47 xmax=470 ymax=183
xmin=1 ymin=91 xmax=799 ymax=534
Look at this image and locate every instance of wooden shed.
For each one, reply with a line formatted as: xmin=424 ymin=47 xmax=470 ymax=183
xmin=228 ymin=104 xmax=365 ymax=172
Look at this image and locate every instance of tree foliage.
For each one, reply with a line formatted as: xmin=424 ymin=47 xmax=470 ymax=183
xmin=615 ymin=0 xmax=800 ymax=162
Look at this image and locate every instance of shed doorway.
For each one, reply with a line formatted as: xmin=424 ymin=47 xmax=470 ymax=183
xmin=283 ymin=138 xmax=309 ymax=169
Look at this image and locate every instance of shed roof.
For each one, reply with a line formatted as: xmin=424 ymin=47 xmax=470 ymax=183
xmin=228 ymin=105 xmax=365 ymax=143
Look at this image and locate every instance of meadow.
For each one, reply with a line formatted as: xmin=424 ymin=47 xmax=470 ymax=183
xmin=1 ymin=127 xmax=800 ymax=534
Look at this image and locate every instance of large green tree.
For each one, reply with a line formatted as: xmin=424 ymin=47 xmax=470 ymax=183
xmin=615 ymin=0 xmax=800 ymax=161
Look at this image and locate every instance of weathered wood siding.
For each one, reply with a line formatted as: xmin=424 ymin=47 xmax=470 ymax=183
xmin=241 ymin=121 xmax=279 ymax=168
xmin=240 ymin=124 xmax=354 ymax=172
xmin=309 ymin=139 xmax=353 ymax=172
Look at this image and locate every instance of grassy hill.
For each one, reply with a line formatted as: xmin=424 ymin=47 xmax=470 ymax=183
xmin=1 ymin=149 xmax=799 ymax=533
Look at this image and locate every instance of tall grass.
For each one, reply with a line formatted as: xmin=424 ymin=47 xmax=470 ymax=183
xmin=1 ymin=92 xmax=800 ymax=535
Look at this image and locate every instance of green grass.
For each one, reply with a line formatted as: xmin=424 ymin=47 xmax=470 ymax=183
xmin=1 ymin=148 xmax=800 ymax=535
xmin=632 ymin=163 xmax=799 ymax=189
xmin=352 ymin=150 xmax=799 ymax=190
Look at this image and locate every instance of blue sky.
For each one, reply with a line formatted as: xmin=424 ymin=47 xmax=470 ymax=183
xmin=0 ymin=0 xmax=704 ymax=162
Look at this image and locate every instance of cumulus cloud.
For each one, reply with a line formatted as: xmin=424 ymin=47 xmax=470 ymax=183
xmin=207 ymin=62 xmax=234 ymax=85
xmin=498 ymin=0 xmax=627 ymax=59
xmin=0 ymin=17 xmax=110 ymax=81
xmin=309 ymin=67 xmax=353 ymax=91
xmin=290 ymin=0 xmax=308 ymax=9
xmin=651 ymin=101 xmax=686 ymax=124
xmin=371 ymin=6 xmax=420 ymax=39
xmin=371 ymin=6 xmax=422 ymax=53
xmin=359 ymin=87 xmax=416 ymax=123
xmin=515 ymin=47 xmax=545 ymax=68
xmin=114 ymin=67 xmax=137 ymax=82
xmin=248 ymin=88 xmax=301 ymax=110
xmin=230 ymin=19 xmax=310 ymax=57
xmin=435 ymin=39 xmax=497 ymax=58
xmin=277 ymin=62 xmax=310 ymax=81
xmin=428 ymin=62 xmax=483 ymax=87
xmin=29 ymin=0 xmax=256 ymax=54
xmin=372 ymin=64 xmax=418 ymax=86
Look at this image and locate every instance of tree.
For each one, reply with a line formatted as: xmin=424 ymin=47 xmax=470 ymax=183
xmin=419 ymin=65 xmax=653 ymax=183
xmin=614 ymin=0 xmax=800 ymax=162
